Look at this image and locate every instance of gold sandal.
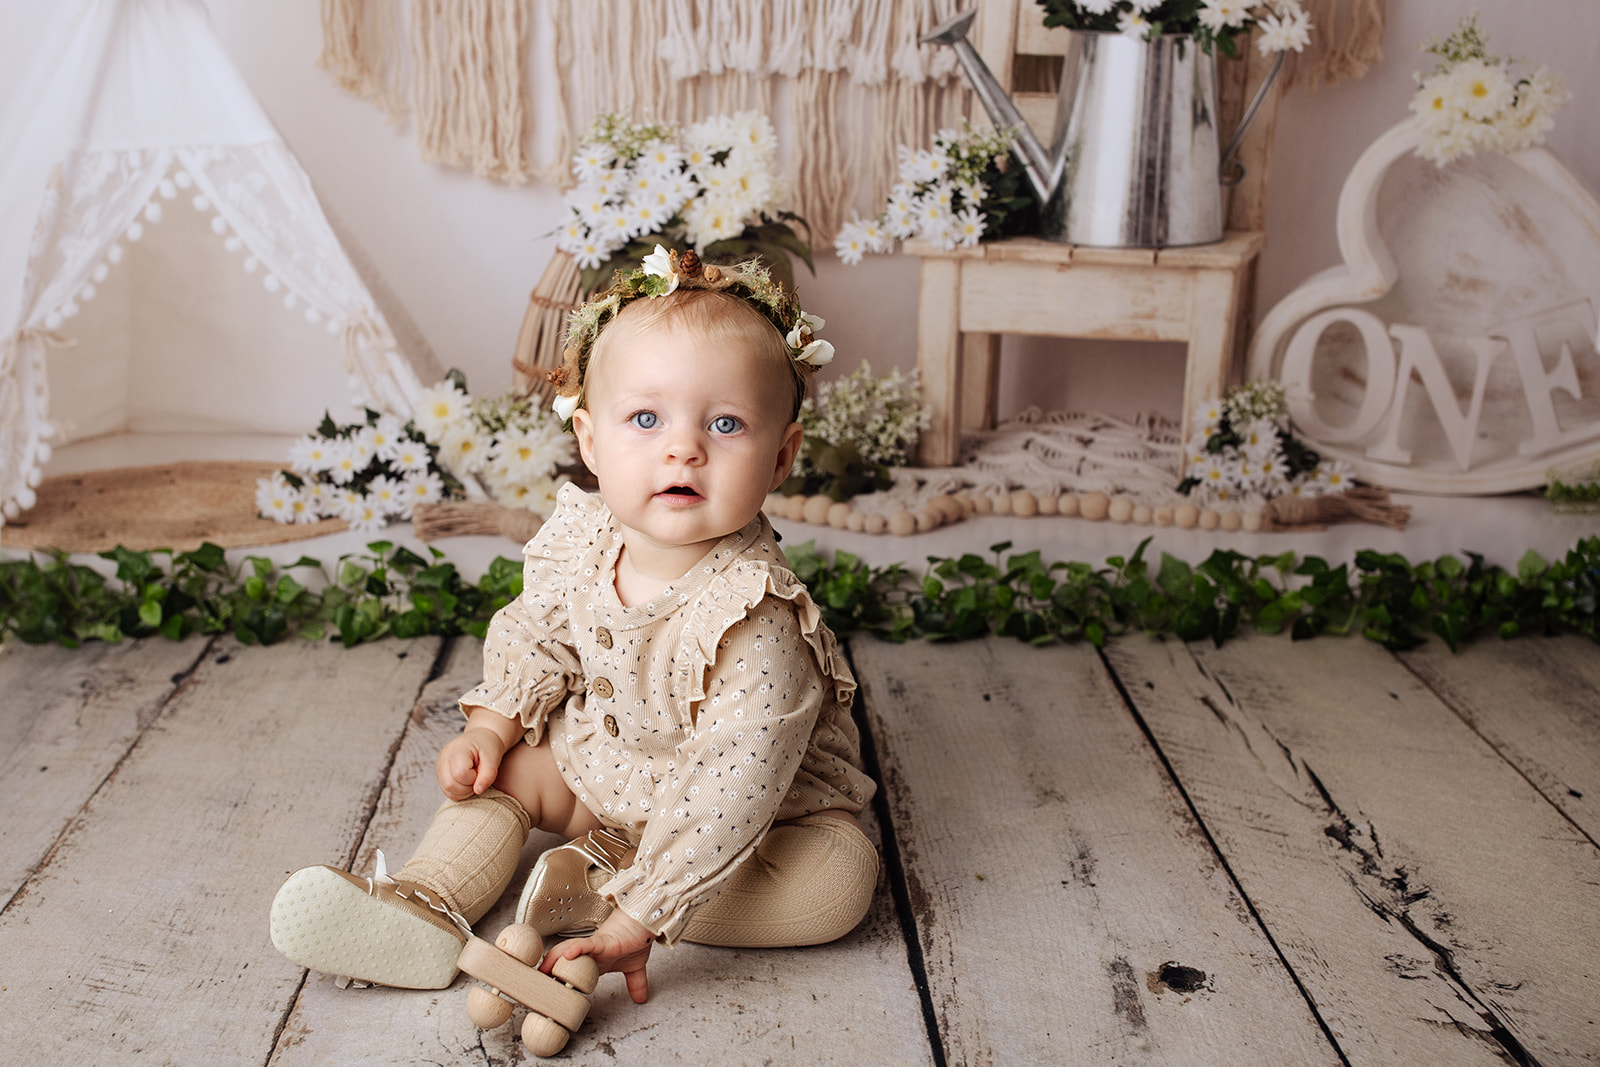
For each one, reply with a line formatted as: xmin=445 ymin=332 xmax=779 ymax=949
xmin=514 ymin=828 xmax=636 ymax=937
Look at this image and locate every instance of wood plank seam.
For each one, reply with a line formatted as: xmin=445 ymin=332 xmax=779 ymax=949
xmin=1090 ymin=645 xmax=1356 ymax=1065
xmin=269 ymin=636 xmax=461 ymax=1054
xmin=334 ymin=636 xmax=461 ymax=873
xmin=1394 ymin=657 xmax=1600 ymax=853
xmin=842 ymin=639 xmax=949 ymax=1067
xmin=0 ymin=634 xmax=219 ymax=917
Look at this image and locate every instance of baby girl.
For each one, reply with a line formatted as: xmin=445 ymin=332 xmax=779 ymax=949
xmin=270 ymin=246 xmax=879 ymax=1007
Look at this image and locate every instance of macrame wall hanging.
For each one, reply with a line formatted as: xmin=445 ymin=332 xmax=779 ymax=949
xmin=320 ymin=0 xmax=534 ymax=183
xmin=319 ymin=0 xmax=974 ymax=238
xmin=1289 ymin=0 xmax=1387 ymax=90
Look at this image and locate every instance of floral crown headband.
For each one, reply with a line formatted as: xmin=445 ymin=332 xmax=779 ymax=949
xmin=549 ymin=244 xmax=834 ymax=422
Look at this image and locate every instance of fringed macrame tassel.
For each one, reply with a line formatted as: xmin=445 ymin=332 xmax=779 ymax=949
xmin=410 ymin=0 xmax=532 ymax=183
xmin=318 ymin=0 xmax=407 ymax=122
xmin=1262 ymin=486 xmax=1410 ymax=531
xmin=412 ymin=501 xmax=546 ymax=544
xmin=1291 ymin=0 xmax=1388 ymax=90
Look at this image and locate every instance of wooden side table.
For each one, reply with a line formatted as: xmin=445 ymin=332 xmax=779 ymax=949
xmin=909 ymin=231 xmax=1266 ymax=466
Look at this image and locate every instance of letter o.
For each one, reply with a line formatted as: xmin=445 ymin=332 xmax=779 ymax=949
xmin=1279 ymin=307 xmax=1397 ymax=443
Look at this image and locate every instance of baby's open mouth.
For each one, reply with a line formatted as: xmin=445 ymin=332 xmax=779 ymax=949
xmin=661 ymin=486 xmax=701 ymax=497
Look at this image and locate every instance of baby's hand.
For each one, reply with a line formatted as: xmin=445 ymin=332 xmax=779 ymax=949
xmin=436 ymin=726 xmax=508 ymax=800
xmin=542 ymin=909 xmax=656 ymax=1004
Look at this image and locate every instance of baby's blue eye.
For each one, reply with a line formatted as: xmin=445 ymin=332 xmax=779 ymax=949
xmin=711 ymin=415 xmax=742 ymax=434
xmin=630 ymin=411 xmax=659 ymax=429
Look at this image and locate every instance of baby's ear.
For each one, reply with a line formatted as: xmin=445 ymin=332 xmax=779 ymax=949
xmin=769 ymin=421 xmax=803 ymax=491
xmin=571 ymin=408 xmax=598 ymax=474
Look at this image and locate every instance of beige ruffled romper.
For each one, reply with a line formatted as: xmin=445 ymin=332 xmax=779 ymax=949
xmin=461 ymin=484 xmax=879 ymax=945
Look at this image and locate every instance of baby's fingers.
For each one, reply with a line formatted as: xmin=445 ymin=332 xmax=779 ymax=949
xmin=621 ymin=959 xmax=649 ymax=1004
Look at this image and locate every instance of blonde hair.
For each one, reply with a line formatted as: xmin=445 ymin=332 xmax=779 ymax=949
xmin=587 ymin=288 xmax=811 ymax=421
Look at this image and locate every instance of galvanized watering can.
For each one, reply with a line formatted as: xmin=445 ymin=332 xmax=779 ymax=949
xmin=924 ymin=9 xmax=1281 ymax=248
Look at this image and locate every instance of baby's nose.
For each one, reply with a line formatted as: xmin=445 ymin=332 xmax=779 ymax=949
xmin=664 ymin=427 xmax=707 ymax=462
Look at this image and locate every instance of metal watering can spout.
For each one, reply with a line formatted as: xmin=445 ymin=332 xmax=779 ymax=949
xmin=921 ymin=10 xmax=1064 ymax=206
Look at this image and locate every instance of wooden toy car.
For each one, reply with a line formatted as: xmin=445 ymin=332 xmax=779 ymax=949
xmin=459 ymin=923 xmax=601 ymax=1056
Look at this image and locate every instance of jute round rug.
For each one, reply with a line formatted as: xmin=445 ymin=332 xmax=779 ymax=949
xmin=0 ymin=461 xmax=346 ymax=554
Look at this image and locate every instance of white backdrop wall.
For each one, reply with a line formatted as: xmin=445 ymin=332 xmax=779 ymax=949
xmin=1 ymin=1 xmax=1596 ymax=428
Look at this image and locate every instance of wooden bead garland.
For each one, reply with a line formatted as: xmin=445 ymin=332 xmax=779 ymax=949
xmin=763 ymin=491 xmax=1263 ymax=538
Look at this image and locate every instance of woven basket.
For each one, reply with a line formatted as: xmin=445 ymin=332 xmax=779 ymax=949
xmin=511 ymin=249 xmax=597 ymax=401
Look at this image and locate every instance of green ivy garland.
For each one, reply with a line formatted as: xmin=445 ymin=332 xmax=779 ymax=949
xmin=2 ymin=536 xmax=1596 ymax=653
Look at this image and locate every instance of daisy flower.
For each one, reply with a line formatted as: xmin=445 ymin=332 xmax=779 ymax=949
xmin=400 ymin=470 xmax=446 ymax=514
xmin=256 ymin=476 xmax=298 ymax=522
xmin=365 ymin=474 xmax=404 ymax=517
xmin=1117 ymin=10 xmax=1152 ymax=38
xmin=413 ymin=383 xmax=469 ymax=442
xmin=389 ymin=436 xmax=432 ymax=473
xmin=571 ymin=141 xmax=616 ymax=182
xmin=834 ymin=218 xmax=872 ymax=266
xmin=325 ymin=439 xmax=362 ymax=485
xmin=954 ymin=206 xmax=986 ymax=247
xmin=287 ymin=434 xmax=335 ymax=473
xmin=1256 ymin=8 xmax=1312 ymax=54
xmin=438 ymin=423 xmax=492 ymax=476
xmin=370 ymin=414 xmax=407 ymax=461
xmin=1317 ymin=460 xmax=1355 ymax=493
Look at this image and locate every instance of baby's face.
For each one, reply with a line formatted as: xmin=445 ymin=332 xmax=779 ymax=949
xmin=572 ymin=319 xmax=801 ymax=569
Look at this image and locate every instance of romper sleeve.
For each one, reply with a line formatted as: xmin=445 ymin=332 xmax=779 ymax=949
xmin=457 ymin=485 xmax=597 ymax=739
xmin=598 ymin=564 xmax=856 ymax=944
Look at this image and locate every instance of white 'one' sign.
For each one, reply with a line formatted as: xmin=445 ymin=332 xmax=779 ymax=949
xmin=1249 ymin=121 xmax=1600 ymax=494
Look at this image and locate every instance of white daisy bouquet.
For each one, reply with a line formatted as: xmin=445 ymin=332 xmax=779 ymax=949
xmin=783 ymin=362 xmax=931 ymax=500
xmin=257 ymin=409 xmax=462 ymax=533
xmin=410 ymin=372 xmax=575 ymax=515
xmin=1177 ymin=382 xmax=1352 ymax=505
xmin=1409 ymin=14 xmax=1568 ymax=168
xmin=258 ymin=373 xmax=574 ymax=533
xmin=554 ymin=112 xmax=813 ymax=291
xmin=835 ymin=125 xmax=1036 ymax=263
xmin=1036 ymin=0 xmax=1311 ymax=57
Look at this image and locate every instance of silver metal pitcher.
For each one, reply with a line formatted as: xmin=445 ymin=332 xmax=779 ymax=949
xmin=924 ymin=9 xmax=1281 ymax=248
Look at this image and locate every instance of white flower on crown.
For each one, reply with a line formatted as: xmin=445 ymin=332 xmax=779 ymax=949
xmin=553 ymin=392 xmax=581 ymax=422
xmin=640 ymin=244 xmax=679 ymax=295
xmin=786 ymin=312 xmax=834 ymax=367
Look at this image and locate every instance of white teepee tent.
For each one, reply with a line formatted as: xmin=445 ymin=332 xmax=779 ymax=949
xmin=0 ymin=0 xmax=441 ymax=523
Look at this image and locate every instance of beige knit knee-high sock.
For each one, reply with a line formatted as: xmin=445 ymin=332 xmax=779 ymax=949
xmin=398 ymin=788 xmax=531 ymax=925
xmin=681 ymin=814 xmax=879 ymax=948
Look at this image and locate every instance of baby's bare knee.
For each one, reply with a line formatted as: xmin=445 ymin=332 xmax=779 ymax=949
xmin=496 ymin=738 xmax=599 ymax=838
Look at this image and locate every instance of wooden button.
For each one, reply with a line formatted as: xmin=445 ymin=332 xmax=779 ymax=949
xmin=604 ymin=715 xmax=619 ymax=737
xmin=596 ymin=627 xmax=613 ymax=649
xmin=592 ymin=677 xmax=614 ymax=698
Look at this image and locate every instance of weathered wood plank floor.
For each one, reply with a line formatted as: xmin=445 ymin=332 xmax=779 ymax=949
xmin=1 ymin=628 xmax=1596 ymax=1065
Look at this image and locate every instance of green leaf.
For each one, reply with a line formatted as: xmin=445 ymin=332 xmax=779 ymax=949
xmin=138 ymin=600 xmax=163 ymax=628
xmin=1517 ymin=550 xmax=1548 ymax=583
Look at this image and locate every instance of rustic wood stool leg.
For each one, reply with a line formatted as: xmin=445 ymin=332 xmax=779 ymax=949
xmin=960 ymin=332 xmax=1003 ymax=433
xmin=917 ymin=257 xmax=964 ymax=466
xmin=1180 ymin=267 xmax=1247 ymax=457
